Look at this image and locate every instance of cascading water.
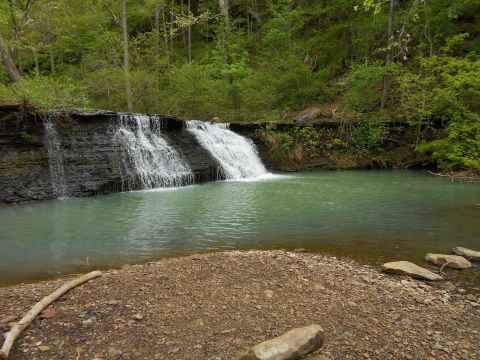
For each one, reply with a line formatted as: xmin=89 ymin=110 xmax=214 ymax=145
xmin=43 ymin=115 xmax=68 ymax=198
xmin=113 ymin=113 xmax=193 ymax=190
xmin=186 ymin=120 xmax=268 ymax=180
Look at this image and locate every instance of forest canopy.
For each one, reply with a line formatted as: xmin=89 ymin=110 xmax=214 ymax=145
xmin=0 ymin=0 xmax=479 ymax=170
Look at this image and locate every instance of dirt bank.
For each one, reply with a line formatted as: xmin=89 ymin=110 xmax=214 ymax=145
xmin=1 ymin=251 xmax=479 ymax=359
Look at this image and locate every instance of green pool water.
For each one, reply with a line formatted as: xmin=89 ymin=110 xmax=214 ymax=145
xmin=1 ymin=170 xmax=479 ymax=286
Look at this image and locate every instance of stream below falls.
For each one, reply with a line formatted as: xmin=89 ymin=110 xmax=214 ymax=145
xmin=1 ymin=170 xmax=479 ymax=286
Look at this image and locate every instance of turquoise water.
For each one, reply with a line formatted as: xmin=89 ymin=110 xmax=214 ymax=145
xmin=1 ymin=170 xmax=479 ymax=285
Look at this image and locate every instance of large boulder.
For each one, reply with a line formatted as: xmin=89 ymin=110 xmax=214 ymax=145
xmin=238 ymin=325 xmax=325 ymax=360
xmin=452 ymin=247 xmax=480 ymax=262
xmin=382 ymin=261 xmax=443 ymax=281
xmin=425 ymin=253 xmax=471 ymax=269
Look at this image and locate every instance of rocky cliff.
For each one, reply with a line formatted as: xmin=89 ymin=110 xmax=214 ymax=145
xmin=0 ymin=102 xmax=429 ymax=203
xmin=0 ymin=103 xmax=222 ymax=203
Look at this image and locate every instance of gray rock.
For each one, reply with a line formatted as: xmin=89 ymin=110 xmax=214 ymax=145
xmin=425 ymin=254 xmax=471 ymax=269
xmin=238 ymin=324 xmax=325 ymax=360
xmin=452 ymin=247 xmax=480 ymax=262
xmin=382 ymin=261 xmax=443 ymax=281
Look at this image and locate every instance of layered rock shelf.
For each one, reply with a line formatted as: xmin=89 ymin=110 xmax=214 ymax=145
xmin=0 ymin=105 xmax=224 ymax=203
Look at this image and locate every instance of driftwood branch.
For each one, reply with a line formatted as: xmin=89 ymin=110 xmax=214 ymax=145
xmin=0 ymin=271 xmax=102 ymax=360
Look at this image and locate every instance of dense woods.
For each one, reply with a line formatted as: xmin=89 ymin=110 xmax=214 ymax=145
xmin=0 ymin=0 xmax=479 ymax=170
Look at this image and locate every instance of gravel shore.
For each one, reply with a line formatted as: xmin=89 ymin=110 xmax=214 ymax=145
xmin=1 ymin=250 xmax=479 ymax=360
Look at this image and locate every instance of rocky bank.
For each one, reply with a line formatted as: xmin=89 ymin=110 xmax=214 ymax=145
xmin=0 ymin=251 xmax=479 ymax=360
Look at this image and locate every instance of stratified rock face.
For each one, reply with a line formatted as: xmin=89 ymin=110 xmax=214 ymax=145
xmin=425 ymin=253 xmax=471 ymax=269
xmin=382 ymin=261 xmax=443 ymax=281
xmin=238 ymin=324 xmax=325 ymax=360
xmin=452 ymin=247 xmax=480 ymax=262
xmin=0 ymin=108 xmax=222 ymax=203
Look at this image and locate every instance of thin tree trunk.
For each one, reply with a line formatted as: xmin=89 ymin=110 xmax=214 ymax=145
xmin=24 ymin=14 xmax=40 ymax=77
xmin=218 ymin=0 xmax=239 ymax=110
xmin=188 ymin=0 xmax=192 ymax=62
xmin=247 ymin=2 xmax=251 ymax=39
xmin=0 ymin=33 xmax=21 ymax=82
xmin=181 ymin=0 xmax=187 ymax=46
xmin=49 ymin=49 xmax=55 ymax=75
xmin=32 ymin=50 xmax=40 ymax=76
xmin=170 ymin=0 xmax=174 ymax=52
xmin=7 ymin=1 xmax=23 ymax=76
xmin=155 ymin=1 xmax=160 ymax=55
xmin=380 ymin=0 xmax=395 ymax=109
xmin=161 ymin=2 xmax=168 ymax=48
xmin=46 ymin=7 xmax=55 ymax=75
xmin=122 ymin=0 xmax=133 ymax=112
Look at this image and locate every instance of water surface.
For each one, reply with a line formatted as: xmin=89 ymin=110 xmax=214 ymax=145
xmin=1 ymin=170 xmax=479 ymax=286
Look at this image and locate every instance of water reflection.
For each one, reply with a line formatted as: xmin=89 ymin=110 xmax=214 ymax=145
xmin=0 ymin=170 xmax=479 ymax=286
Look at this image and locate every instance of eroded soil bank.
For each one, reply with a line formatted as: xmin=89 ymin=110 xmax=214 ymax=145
xmin=1 ymin=251 xmax=479 ymax=360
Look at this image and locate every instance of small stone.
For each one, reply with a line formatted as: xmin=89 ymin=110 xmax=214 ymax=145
xmin=293 ymin=248 xmax=307 ymax=253
xmin=264 ymin=290 xmax=274 ymax=298
xmin=382 ymin=261 xmax=443 ymax=281
xmin=109 ymin=347 xmax=123 ymax=357
xmin=0 ymin=315 xmax=18 ymax=324
xmin=39 ymin=309 xmax=56 ymax=319
xmin=425 ymin=254 xmax=471 ymax=269
xmin=465 ymin=294 xmax=477 ymax=302
xmin=108 ymin=300 xmax=120 ymax=306
xmin=194 ymin=344 xmax=203 ymax=350
xmin=238 ymin=324 xmax=325 ymax=360
xmin=452 ymin=247 xmax=480 ymax=261
xmin=444 ymin=283 xmax=456 ymax=291
xmin=133 ymin=313 xmax=144 ymax=320
xmin=38 ymin=346 xmax=50 ymax=352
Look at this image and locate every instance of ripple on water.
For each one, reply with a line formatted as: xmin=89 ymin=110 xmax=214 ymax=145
xmin=0 ymin=170 xmax=479 ymax=286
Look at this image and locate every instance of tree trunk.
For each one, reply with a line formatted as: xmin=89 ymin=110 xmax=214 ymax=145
xmin=0 ymin=33 xmax=21 ymax=82
xmin=7 ymin=0 xmax=23 ymax=76
xmin=218 ymin=0 xmax=239 ymax=110
xmin=155 ymin=1 xmax=160 ymax=55
xmin=188 ymin=0 xmax=192 ymax=62
xmin=170 ymin=0 xmax=174 ymax=52
xmin=161 ymin=2 xmax=168 ymax=48
xmin=122 ymin=0 xmax=133 ymax=112
xmin=46 ymin=7 xmax=55 ymax=75
xmin=380 ymin=0 xmax=395 ymax=109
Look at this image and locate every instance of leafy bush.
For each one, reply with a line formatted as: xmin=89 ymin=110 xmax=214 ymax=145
xmin=2 ymin=76 xmax=91 ymax=109
xmin=342 ymin=62 xmax=386 ymax=112
xmin=350 ymin=119 xmax=389 ymax=154
xmin=398 ymin=50 xmax=480 ymax=170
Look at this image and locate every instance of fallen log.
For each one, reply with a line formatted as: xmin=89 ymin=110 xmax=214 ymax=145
xmin=0 ymin=270 xmax=102 ymax=360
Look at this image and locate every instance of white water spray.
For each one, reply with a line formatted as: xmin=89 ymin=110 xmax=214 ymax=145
xmin=186 ymin=120 xmax=268 ymax=180
xmin=113 ymin=114 xmax=193 ymax=190
xmin=43 ymin=116 xmax=67 ymax=198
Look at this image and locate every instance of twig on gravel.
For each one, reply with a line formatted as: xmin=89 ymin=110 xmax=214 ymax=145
xmin=440 ymin=261 xmax=453 ymax=276
xmin=0 ymin=271 xmax=102 ymax=360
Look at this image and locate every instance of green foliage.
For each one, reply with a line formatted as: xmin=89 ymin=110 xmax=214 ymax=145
xmin=350 ymin=119 xmax=390 ymax=154
xmin=292 ymin=123 xmax=320 ymax=155
xmin=0 ymin=0 xmax=479 ymax=171
xmin=1 ymin=76 xmax=90 ymax=109
xmin=418 ymin=113 xmax=480 ymax=170
xmin=398 ymin=51 xmax=480 ymax=169
xmin=342 ymin=62 xmax=386 ymax=112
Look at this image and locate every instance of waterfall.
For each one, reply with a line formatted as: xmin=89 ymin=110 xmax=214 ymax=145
xmin=186 ymin=120 xmax=268 ymax=180
xmin=113 ymin=113 xmax=193 ymax=190
xmin=43 ymin=115 xmax=68 ymax=198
